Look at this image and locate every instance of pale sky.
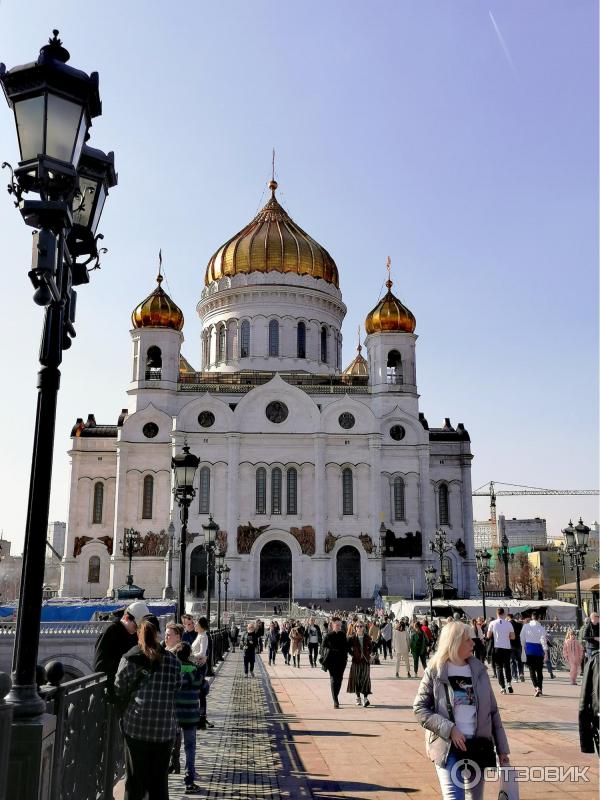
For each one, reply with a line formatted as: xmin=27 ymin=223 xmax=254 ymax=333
xmin=0 ymin=1 xmax=597 ymax=554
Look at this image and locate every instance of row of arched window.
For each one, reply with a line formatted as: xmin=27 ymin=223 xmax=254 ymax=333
xmin=202 ymin=320 xmax=342 ymax=368
xmin=255 ymin=467 xmax=298 ymax=515
xmin=92 ymin=475 xmax=155 ymax=524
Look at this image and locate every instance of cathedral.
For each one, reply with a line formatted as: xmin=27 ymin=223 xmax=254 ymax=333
xmin=59 ymin=178 xmax=477 ymax=602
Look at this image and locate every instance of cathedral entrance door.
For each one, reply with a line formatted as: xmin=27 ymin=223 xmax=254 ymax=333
xmin=336 ymin=545 xmax=361 ymax=598
xmin=260 ymin=540 xmax=292 ymax=598
xmin=190 ymin=545 xmax=208 ymax=598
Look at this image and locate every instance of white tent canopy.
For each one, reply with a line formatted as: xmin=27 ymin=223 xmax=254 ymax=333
xmin=388 ymin=597 xmax=579 ymax=623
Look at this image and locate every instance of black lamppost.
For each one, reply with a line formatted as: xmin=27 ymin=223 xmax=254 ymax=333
xmin=215 ymin=552 xmax=225 ymax=629
xmin=379 ymin=521 xmax=389 ymax=596
xmin=172 ymin=444 xmax=199 ymax=621
xmin=429 ymin=529 xmax=453 ymax=600
xmin=475 ymin=549 xmax=492 ymax=621
xmin=288 ymin=571 xmax=293 ymax=614
xmin=1 ymin=31 xmax=117 ymax=716
xmin=424 ymin=565 xmax=437 ymax=619
xmin=117 ymin=528 xmax=144 ymax=599
xmin=223 ymin=564 xmax=231 ymax=614
xmin=202 ymin=515 xmax=219 ymax=626
xmin=498 ymin=533 xmax=514 ymax=598
xmin=561 ymin=518 xmax=590 ymax=628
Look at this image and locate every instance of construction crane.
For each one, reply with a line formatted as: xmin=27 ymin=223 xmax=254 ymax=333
xmin=472 ymin=481 xmax=599 ymax=546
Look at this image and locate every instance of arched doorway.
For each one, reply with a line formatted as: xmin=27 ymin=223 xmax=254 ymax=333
xmin=260 ymin=540 xmax=292 ymax=598
xmin=190 ymin=545 xmax=208 ymax=598
xmin=336 ymin=546 xmax=361 ymax=598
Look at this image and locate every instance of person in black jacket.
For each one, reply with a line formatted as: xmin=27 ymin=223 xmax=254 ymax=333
xmin=305 ymin=616 xmax=323 ymax=668
xmin=579 ymin=650 xmax=599 ymax=754
xmin=93 ymin=600 xmax=150 ymax=693
xmin=321 ymin=617 xmax=348 ymax=708
xmin=241 ymin=622 xmax=260 ymax=676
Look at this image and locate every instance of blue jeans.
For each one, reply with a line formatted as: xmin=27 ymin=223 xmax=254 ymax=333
xmin=435 ymin=747 xmax=485 ymax=800
xmin=182 ymin=727 xmax=197 ymax=785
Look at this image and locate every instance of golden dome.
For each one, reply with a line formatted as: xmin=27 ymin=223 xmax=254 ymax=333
xmin=365 ymin=267 xmax=416 ymax=334
xmin=131 ymin=275 xmax=184 ymax=331
xmin=343 ymin=328 xmax=369 ymax=377
xmin=205 ymin=180 xmax=339 ymax=287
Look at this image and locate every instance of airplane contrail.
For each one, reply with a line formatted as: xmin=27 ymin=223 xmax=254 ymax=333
xmin=489 ymin=10 xmax=518 ymax=76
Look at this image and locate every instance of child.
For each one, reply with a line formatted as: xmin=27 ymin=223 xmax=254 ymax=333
xmin=173 ymin=642 xmax=203 ymax=794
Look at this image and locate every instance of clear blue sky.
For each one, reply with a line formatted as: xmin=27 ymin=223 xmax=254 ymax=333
xmin=0 ymin=1 xmax=597 ymax=554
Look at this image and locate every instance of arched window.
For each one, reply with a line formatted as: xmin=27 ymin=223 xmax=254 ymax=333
xmin=442 ymin=556 xmax=453 ymax=584
xmin=271 ymin=467 xmax=282 ymax=514
xmin=439 ymin=483 xmax=449 ymax=525
xmin=342 ymin=468 xmax=353 ymax=515
xmin=269 ymin=319 xmax=279 ymax=357
xmin=387 ymin=350 xmax=403 ymax=384
xmin=297 ymin=322 xmax=306 ymax=359
xmin=217 ymin=324 xmax=226 ymax=363
xmin=256 ymin=467 xmax=267 ymax=514
xmin=286 ymin=467 xmax=298 ymax=515
xmin=240 ymin=320 xmax=250 ymax=358
xmin=393 ymin=476 xmax=405 ymax=521
xmin=142 ymin=475 xmax=154 ymax=519
xmin=92 ymin=482 xmax=104 ymax=524
xmin=321 ymin=326 xmax=328 ymax=363
xmin=146 ymin=346 xmax=162 ymax=380
xmin=199 ymin=466 xmax=210 ymax=514
xmin=88 ymin=555 xmax=100 ymax=584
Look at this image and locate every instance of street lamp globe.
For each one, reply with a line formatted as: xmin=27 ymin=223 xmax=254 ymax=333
xmin=562 ymin=520 xmax=576 ymax=550
xmin=68 ymin=144 xmax=117 ymax=264
xmin=172 ymin=444 xmax=199 ymax=498
xmin=0 ymin=30 xmax=101 ymax=196
xmin=574 ymin=518 xmax=590 ymax=550
xmin=203 ymin=514 xmax=219 ymax=547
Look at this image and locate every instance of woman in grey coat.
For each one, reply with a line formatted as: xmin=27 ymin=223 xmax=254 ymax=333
xmin=413 ymin=621 xmax=510 ymax=800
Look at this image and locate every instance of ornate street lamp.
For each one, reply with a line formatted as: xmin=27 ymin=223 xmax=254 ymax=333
xmin=172 ymin=444 xmax=199 ymax=621
xmin=475 ymin=549 xmax=492 ymax=621
xmin=379 ymin=521 xmax=389 ymax=596
xmin=498 ymin=533 xmax=514 ymax=598
xmin=424 ymin=565 xmax=437 ymax=619
xmin=202 ymin=515 xmax=219 ymax=627
xmin=429 ymin=529 xmax=454 ymax=600
xmin=116 ymin=528 xmax=144 ymax=599
xmin=1 ymin=30 xmax=116 ymax=717
xmin=223 ymin=564 xmax=231 ymax=614
xmin=561 ymin=518 xmax=590 ymax=627
xmin=215 ymin=551 xmax=225 ymax=631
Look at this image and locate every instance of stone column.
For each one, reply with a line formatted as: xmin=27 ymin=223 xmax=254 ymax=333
xmin=460 ymin=452 xmax=477 ymax=595
xmin=226 ymin=434 xmax=240 ymax=554
xmin=368 ymin=435 xmax=382 ymax=536
xmin=313 ymin=434 xmax=326 ymax=553
xmin=418 ymin=445 xmax=435 ymax=593
xmin=109 ymin=441 xmax=129 ymax=597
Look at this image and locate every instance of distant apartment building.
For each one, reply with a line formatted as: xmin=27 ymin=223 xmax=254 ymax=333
xmin=46 ymin=521 xmax=67 ymax=560
xmin=473 ymin=515 xmax=547 ymax=549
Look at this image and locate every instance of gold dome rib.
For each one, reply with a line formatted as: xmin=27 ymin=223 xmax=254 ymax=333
xmin=365 ymin=274 xmax=415 ymax=334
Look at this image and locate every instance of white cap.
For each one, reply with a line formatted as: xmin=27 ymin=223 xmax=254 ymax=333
xmin=125 ymin=600 xmax=151 ymax=621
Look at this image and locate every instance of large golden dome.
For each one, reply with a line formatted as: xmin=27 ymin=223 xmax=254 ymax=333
xmin=205 ymin=180 xmax=339 ymax=287
xmin=131 ymin=275 xmax=184 ymax=331
xmin=365 ymin=272 xmax=416 ymax=335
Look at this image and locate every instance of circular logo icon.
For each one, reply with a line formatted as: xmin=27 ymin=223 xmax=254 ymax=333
xmin=142 ymin=422 xmax=159 ymax=439
xmin=449 ymin=758 xmax=481 ymax=791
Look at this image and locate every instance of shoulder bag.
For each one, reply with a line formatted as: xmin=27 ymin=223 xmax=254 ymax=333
xmin=443 ymin=683 xmax=497 ymax=769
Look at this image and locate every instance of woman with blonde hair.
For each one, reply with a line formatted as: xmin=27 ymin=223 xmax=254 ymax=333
xmin=413 ymin=621 xmax=510 ymax=799
xmin=563 ymin=628 xmax=584 ymax=685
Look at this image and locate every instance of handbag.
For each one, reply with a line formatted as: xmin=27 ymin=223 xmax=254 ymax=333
xmin=497 ymin=767 xmax=520 ymax=800
xmin=443 ymin=684 xmax=497 ymax=769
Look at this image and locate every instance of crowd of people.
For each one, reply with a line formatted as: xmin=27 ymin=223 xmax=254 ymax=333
xmin=90 ymin=598 xmax=599 ymax=800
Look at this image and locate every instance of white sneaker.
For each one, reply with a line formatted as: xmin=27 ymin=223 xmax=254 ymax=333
xmin=355 ymin=697 xmax=361 ymax=705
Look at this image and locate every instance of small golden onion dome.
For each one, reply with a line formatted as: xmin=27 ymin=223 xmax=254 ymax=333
xmin=343 ymin=330 xmax=369 ymax=377
xmin=205 ymin=180 xmax=339 ymax=287
xmin=131 ymin=275 xmax=184 ymax=331
xmin=365 ymin=276 xmax=416 ymax=334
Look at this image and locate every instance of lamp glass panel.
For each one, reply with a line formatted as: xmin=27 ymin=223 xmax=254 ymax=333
xmin=575 ymin=526 xmax=589 ymax=549
xmin=71 ymin=112 xmax=87 ymax=166
xmin=90 ymin=182 xmax=107 ymax=234
xmin=45 ymin=95 xmax=84 ymax=164
xmin=14 ymin=95 xmax=45 ymax=161
xmin=564 ymin=528 xmax=575 ymax=549
xmin=72 ymin=176 xmax=96 ymax=227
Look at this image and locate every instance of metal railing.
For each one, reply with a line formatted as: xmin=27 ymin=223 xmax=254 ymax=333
xmin=40 ymin=671 xmax=123 ymax=800
xmin=178 ymin=370 xmax=370 ymax=395
xmin=0 ymin=621 xmax=109 ymax=637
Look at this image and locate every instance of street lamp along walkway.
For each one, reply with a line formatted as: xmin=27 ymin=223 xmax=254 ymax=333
xmin=559 ymin=518 xmax=590 ymax=628
xmin=0 ymin=30 xmax=117 ymax=717
xmin=172 ymin=444 xmax=200 ymax=621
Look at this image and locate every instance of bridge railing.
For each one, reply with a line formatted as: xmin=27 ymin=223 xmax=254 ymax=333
xmin=39 ymin=671 xmax=123 ymax=800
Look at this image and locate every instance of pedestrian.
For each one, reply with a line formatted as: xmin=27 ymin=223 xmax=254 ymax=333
xmin=305 ymin=616 xmax=322 ymax=668
xmin=190 ymin=618 xmax=212 ymax=729
xmin=544 ymin=627 xmax=556 ymax=679
xmin=347 ymin=620 xmax=372 ymax=707
xmin=267 ymin=621 xmax=280 ymax=665
xmin=93 ymin=600 xmax=149 ymax=695
xmin=229 ymin=619 xmax=239 ymax=652
xmin=290 ymin=623 xmax=303 ymax=668
xmin=410 ymin=621 xmax=428 ymax=677
xmin=413 ymin=621 xmax=510 ymax=800
xmin=369 ymin=619 xmax=381 ymax=664
xmin=393 ymin=620 xmax=411 ymax=678
xmin=380 ymin=617 xmax=393 ymax=660
xmin=114 ymin=619 xmax=181 ymax=800
xmin=241 ymin=622 xmax=259 ymax=676
xmin=486 ymin=607 xmax=515 ymax=694
xmin=256 ymin=618 xmax=265 ymax=653
xmin=172 ymin=642 xmax=202 ymax=794
xmin=280 ymin=622 xmax=291 ymax=665
xmin=520 ymin=611 xmax=548 ymax=697
xmin=164 ymin=622 xmax=184 ymax=652
xmin=321 ymin=616 xmax=348 ymax=708
xmin=470 ymin=618 xmax=486 ymax=663
xmin=583 ymin=612 xmax=599 ymax=660
xmin=506 ymin=614 xmax=525 ymax=683
xmin=421 ymin=618 xmax=433 ymax=657
xmin=181 ymin=614 xmax=197 ymax=646
xmin=563 ymin=628 xmax=584 ymax=685
xmin=579 ymin=651 xmax=599 ymax=754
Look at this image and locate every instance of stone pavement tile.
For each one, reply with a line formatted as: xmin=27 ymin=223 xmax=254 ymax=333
xmin=262 ymin=652 xmax=599 ymax=800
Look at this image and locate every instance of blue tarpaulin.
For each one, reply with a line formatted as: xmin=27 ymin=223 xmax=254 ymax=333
xmin=0 ymin=601 xmax=176 ymax=621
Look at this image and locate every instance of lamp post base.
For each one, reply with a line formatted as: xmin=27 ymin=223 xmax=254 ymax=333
xmin=116 ymin=583 xmax=145 ymax=600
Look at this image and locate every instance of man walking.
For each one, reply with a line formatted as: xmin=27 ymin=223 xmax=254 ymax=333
xmin=321 ymin=617 xmax=348 ymax=708
xmin=305 ymin=617 xmax=322 ymax=668
xmin=584 ymin=612 xmax=599 ymax=660
xmin=487 ymin=607 xmax=515 ymax=694
xmin=520 ymin=611 xmax=548 ymax=697
xmin=380 ymin=617 xmax=393 ymax=661
xmin=93 ymin=600 xmax=149 ymax=694
xmin=507 ymin=613 xmax=525 ymax=683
